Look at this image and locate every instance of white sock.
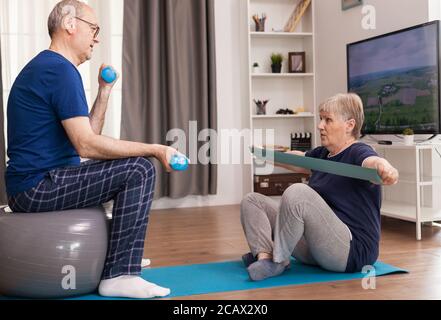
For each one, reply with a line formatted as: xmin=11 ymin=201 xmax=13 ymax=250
xmin=98 ymin=275 xmax=171 ymax=299
xmin=141 ymin=259 xmax=151 ymax=268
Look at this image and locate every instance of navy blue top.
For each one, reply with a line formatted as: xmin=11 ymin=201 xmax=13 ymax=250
xmin=305 ymin=143 xmax=381 ymax=273
xmin=5 ymin=50 xmax=89 ymax=196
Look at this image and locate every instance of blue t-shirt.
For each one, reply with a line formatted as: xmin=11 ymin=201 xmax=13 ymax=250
xmin=5 ymin=50 xmax=89 ymax=196
xmin=305 ymin=143 xmax=381 ymax=273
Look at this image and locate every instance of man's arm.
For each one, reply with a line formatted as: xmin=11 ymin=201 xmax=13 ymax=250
xmin=62 ymin=117 xmax=174 ymax=172
xmin=89 ymin=86 xmax=111 ymax=135
xmin=89 ymin=65 xmax=118 ymax=135
xmin=362 ymin=156 xmax=399 ymax=185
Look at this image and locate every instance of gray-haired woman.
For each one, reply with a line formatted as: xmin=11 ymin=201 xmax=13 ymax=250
xmin=241 ymin=93 xmax=399 ymax=281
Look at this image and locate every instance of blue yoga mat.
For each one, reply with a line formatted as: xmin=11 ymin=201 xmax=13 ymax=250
xmin=65 ymin=259 xmax=406 ymax=300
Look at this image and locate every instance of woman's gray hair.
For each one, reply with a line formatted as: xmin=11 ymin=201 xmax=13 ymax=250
xmin=319 ymin=93 xmax=365 ymax=139
xmin=47 ymin=0 xmax=85 ymax=39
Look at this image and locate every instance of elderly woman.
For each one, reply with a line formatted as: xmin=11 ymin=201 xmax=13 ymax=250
xmin=241 ymin=93 xmax=399 ymax=281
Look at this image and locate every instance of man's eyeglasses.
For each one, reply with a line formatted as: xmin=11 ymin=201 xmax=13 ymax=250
xmin=75 ymin=17 xmax=100 ymax=39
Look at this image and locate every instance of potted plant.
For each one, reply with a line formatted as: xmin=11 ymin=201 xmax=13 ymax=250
xmin=271 ymin=53 xmax=283 ymax=73
xmin=403 ymin=128 xmax=414 ymax=145
xmin=252 ymin=62 xmax=261 ymax=74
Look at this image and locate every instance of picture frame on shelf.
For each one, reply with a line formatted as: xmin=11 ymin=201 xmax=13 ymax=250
xmin=288 ymin=52 xmax=305 ymax=73
xmin=341 ymin=0 xmax=363 ymax=11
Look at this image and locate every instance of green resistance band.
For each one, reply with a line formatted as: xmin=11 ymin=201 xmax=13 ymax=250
xmin=252 ymin=147 xmax=382 ymax=184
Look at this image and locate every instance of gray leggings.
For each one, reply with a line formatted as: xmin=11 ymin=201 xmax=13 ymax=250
xmin=240 ymin=184 xmax=352 ymax=272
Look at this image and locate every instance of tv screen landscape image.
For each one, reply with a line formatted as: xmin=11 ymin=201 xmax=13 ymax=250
xmin=347 ymin=21 xmax=440 ymax=135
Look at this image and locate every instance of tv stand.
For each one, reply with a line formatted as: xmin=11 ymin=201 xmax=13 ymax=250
xmin=378 ymin=140 xmax=393 ymax=145
xmin=415 ymin=134 xmax=441 ymax=145
xmin=422 ymin=134 xmax=438 ymax=142
xmin=366 ymin=143 xmax=441 ymax=240
xmin=362 ymin=135 xmax=441 ymax=146
xmin=363 ymin=135 xmax=394 ymax=145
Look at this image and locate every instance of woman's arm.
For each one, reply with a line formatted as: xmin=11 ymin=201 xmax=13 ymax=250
xmin=362 ymin=156 xmax=399 ymax=185
xmin=273 ymin=150 xmax=312 ymax=175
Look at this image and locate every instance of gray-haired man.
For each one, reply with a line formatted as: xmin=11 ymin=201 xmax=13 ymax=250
xmin=6 ymin=0 xmax=176 ymax=299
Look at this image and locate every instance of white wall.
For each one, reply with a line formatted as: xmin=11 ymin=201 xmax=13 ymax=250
xmin=88 ymin=0 xmax=124 ymax=140
xmin=429 ymin=0 xmax=441 ymax=21
xmin=315 ymin=0 xmax=430 ymax=105
xmin=151 ymin=0 xmax=251 ymax=210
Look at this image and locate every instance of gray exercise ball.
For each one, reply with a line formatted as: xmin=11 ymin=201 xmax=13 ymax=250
xmin=0 ymin=207 xmax=109 ymax=299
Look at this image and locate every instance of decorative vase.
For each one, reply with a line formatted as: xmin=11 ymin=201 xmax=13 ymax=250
xmin=255 ymin=23 xmax=265 ymax=32
xmin=256 ymin=104 xmax=266 ymax=115
xmin=253 ymin=15 xmax=266 ymax=32
xmin=271 ymin=64 xmax=282 ymax=73
xmin=404 ymin=135 xmax=414 ymax=146
xmin=254 ymin=99 xmax=269 ymax=115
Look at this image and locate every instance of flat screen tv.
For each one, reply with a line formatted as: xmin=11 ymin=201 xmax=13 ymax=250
xmin=347 ymin=21 xmax=440 ymax=135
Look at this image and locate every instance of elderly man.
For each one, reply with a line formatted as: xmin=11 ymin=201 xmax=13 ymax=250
xmin=6 ymin=0 xmax=176 ymax=298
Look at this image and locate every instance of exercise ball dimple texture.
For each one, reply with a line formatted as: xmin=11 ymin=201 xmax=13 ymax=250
xmin=0 ymin=207 xmax=109 ymax=299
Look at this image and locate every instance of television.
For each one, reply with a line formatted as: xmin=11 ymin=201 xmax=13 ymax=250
xmin=347 ymin=21 xmax=440 ymax=135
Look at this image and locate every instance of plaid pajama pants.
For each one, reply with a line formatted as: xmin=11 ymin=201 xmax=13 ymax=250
xmin=7 ymin=157 xmax=156 ymax=280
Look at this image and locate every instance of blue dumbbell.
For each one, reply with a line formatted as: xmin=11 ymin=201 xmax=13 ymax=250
xmin=170 ymin=154 xmax=189 ymax=171
xmin=101 ymin=66 xmax=117 ymax=83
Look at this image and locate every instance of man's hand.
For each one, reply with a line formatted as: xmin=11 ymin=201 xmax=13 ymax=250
xmin=98 ymin=64 xmax=119 ymax=89
xmin=152 ymin=145 xmax=186 ymax=173
xmin=89 ymin=64 xmax=119 ymax=135
xmin=63 ymin=117 xmax=186 ymax=165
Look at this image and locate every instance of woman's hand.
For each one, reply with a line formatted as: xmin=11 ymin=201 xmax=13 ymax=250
xmin=363 ymin=156 xmax=399 ymax=185
xmin=376 ymin=161 xmax=399 ymax=186
xmin=271 ymin=150 xmax=311 ymax=175
xmin=284 ymin=150 xmax=306 ymax=156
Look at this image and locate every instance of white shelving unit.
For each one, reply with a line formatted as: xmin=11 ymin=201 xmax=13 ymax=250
xmin=246 ymin=0 xmax=317 ymax=185
xmin=252 ymin=114 xmax=314 ymax=119
xmin=251 ymin=73 xmax=315 ymax=78
xmin=368 ymin=142 xmax=441 ymax=240
xmin=250 ymin=32 xmax=314 ymax=38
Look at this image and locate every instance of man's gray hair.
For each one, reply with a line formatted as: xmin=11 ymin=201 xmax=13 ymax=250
xmin=47 ymin=0 xmax=85 ymax=39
